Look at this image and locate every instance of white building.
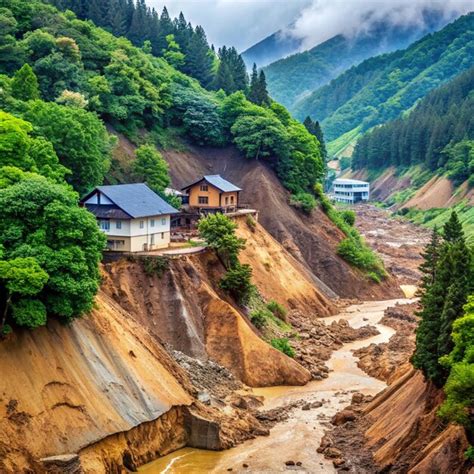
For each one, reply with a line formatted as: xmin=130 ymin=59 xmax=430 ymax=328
xmin=81 ymin=183 xmax=178 ymax=252
xmin=332 ymin=179 xmax=370 ymax=204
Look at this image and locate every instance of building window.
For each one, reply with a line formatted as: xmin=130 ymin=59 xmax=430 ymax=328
xmin=116 ymin=220 xmax=122 ymax=229
xmin=150 ymin=219 xmax=155 ymax=227
xmin=151 ymin=234 xmax=155 ymax=245
xmin=200 ymin=185 xmax=208 ymax=191
xmin=161 ymin=217 xmax=166 ymax=225
xmin=225 ymin=197 xmax=229 ymax=205
xmin=161 ymin=232 xmax=164 ymax=239
xmin=139 ymin=220 xmax=144 ymax=229
xmin=100 ymin=220 xmax=110 ymax=231
xmin=198 ymin=196 xmax=209 ymax=204
xmin=230 ymin=196 xmax=234 ymax=204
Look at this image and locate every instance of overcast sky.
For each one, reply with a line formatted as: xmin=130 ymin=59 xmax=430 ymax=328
xmin=148 ymin=0 xmax=473 ymax=52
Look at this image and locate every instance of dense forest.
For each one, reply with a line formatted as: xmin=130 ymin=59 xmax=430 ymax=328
xmin=47 ymin=0 xmax=248 ymax=92
xmin=264 ymin=15 xmax=449 ymax=112
xmin=0 ymin=0 xmax=329 ymax=334
xmin=352 ymin=66 xmax=474 ymax=186
xmin=293 ymin=12 xmax=474 ymax=144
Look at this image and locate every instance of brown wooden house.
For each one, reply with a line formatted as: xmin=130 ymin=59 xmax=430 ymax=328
xmin=181 ymin=175 xmax=241 ymax=212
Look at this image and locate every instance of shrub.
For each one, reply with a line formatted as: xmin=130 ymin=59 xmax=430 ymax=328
xmin=340 ymin=210 xmax=356 ymax=226
xmin=465 ymin=446 xmax=474 ymax=461
xmin=141 ymin=256 xmax=169 ymax=277
xmin=250 ymin=309 xmax=269 ymax=329
xmin=289 ymin=192 xmax=316 ymax=214
xmin=219 ymin=263 xmax=254 ymax=304
xmin=246 ymin=214 xmax=256 ymax=232
xmin=270 ymin=338 xmax=295 ymax=357
xmin=267 ymin=300 xmax=287 ymax=321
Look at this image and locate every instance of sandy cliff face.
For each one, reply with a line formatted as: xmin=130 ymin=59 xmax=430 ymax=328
xmin=364 ymin=369 xmax=471 ymax=473
xmin=0 ymin=293 xmax=193 ymax=473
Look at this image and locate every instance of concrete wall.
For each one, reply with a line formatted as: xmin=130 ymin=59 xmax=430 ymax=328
xmin=187 ymin=185 xmax=238 ymax=208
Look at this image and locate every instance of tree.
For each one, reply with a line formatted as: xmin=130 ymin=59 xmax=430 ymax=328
xmin=247 ymin=64 xmax=270 ymax=105
xmin=219 ymin=263 xmax=254 ymax=304
xmin=303 ymin=116 xmax=328 ymax=161
xmin=182 ymin=25 xmax=214 ymax=88
xmin=198 ymin=213 xmax=246 ymax=269
xmin=0 ymin=168 xmax=105 ymax=333
xmin=22 ymin=100 xmax=111 ymax=194
xmin=417 ymin=227 xmax=441 ymax=295
xmin=11 ymin=64 xmax=40 ymax=101
xmin=162 ymin=34 xmax=184 ymax=69
xmin=132 ymin=144 xmax=170 ymax=194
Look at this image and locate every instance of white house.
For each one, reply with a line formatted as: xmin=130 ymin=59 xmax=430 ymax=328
xmin=332 ymin=178 xmax=370 ymax=204
xmin=81 ymin=183 xmax=179 ymax=252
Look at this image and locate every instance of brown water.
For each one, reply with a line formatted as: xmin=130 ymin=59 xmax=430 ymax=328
xmin=139 ymin=298 xmax=414 ymax=474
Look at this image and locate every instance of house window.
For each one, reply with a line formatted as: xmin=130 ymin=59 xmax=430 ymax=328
xmin=150 ymin=219 xmax=155 ymax=227
xmin=230 ymin=196 xmax=234 ymax=204
xmin=116 ymin=220 xmax=122 ymax=229
xmin=100 ymin=220 xmax=110 ymax=231
xmin=200 ymin=185 xmax=208 ymax=191
xmin=161 ymin=217 xmax=166 ymax=225
xmin=161 ymin=232 xmax=164 ymax=239
xmin=198 ymin=196 xmax=208 ymax=204
xmin=225 ymin=197 xmax=229 ymax=205
xmin=151 ymin=234 xmax=155 ymax=245
xmin=139 ymin=220 xmax=144 ymax=229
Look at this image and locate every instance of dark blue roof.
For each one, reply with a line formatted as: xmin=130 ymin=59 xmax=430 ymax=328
xmin=95 ymin=183 xmax=178 ymax=218
xmin=182 ymin=175 xmax=241 ymax=192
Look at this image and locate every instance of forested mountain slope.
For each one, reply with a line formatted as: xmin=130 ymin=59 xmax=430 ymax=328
xmin=264 ymin=14 xmax=452 ymax=111
xmin=293 ymin=12 xmax=474 ymax=147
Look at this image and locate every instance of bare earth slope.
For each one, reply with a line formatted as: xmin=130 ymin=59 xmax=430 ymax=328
xmin=157 ymin=142 xmax=401 ymax=300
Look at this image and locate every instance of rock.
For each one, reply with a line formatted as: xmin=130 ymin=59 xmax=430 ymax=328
xmin=333 ymin=458 xmax=346 ymax=467
xmin=325 ymin=447 xmax=343 ymax=459
xmin=351 ymin=392 xmax=364 ymax=404
xmin=296 ymin=461 xmax=302 ymax=466
xmin=197 ymin=391 xmax=211 ymax=405
xmin=311 ymin=401 xmax=323 ymax=408
xmin=242 ymin=463 xmax=249 ymax=468
xmin=302 ymin=403 xmax=311 ymax=411
xmin=331 ymin=409 xmax=356 ymax=426
xmin=285 ymin=460 xmax=295 ymax=466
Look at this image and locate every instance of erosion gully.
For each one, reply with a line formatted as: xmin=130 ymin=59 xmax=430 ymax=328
xmin=140 ymin=294 xmax=416 ymax=473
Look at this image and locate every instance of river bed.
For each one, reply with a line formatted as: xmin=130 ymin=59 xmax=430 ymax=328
xmin=139 ymin=298 xmax=413 ymax=473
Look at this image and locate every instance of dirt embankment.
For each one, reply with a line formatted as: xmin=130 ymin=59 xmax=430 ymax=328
xmin=112 ymin=133 xmax=401 ymax=300
xmin=320 ymin=301 xmax=472 ymax=473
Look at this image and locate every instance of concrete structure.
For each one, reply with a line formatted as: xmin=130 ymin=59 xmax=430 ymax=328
xmin=81 ymin=183 xmax=178 ymax=252
xmin=332 ymin=178 xmax=370 ymax=204
xmin=181 ymin=175 xmax=241 ymax=213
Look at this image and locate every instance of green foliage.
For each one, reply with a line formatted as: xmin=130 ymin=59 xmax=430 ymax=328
xmin=132 ymin=144 xmax=170 ymax=194
xmin=303 ymin=116 xmax=327 ymax=161
xmin=11 ymin=63 xmax=39 ymax=101
xmin=250 ymin=308 xmax=269 ymax=329
xmin=22 ymin=101 xmax=111 ymax=194
xmin=289 ymin=192 xmax=316 ymax=214
xmin=0 ymin=110 xmax=67 ymax=182
xmin=162 ymin=34 xmax=184 ymax=69
xmin=295 ymin=13 xmax=474 ymax=142
xmin=412 ymin=212 xmax=472 ymax=386
xmin=213 ymin=46 xmax=248 ymax=94
xmin=266 ymin=300 xmax=287 ymax=321
xmin=140 ymin=256 xmax=169 ymax=278
xmin=340 ymin=210 xmax=356 ymax=227
xmin=353 ymin=67 xmax=474 ymax=183
xmin=465 ymin=446 xmax=474 ymax=461
xmin=0 ymin=167 xmax=105 ymax=333
xmin=270 ymin=337 xmax=295 ymax=358
xmin=247 ymin=63 xmax=270 ymax=106
xmin=246 ymin=214 xmax=256 ymax=232
xmin=198 ymin=213 xmax=246 ymax=269
xmin=219 ymin=263 xmax=254 ymax=305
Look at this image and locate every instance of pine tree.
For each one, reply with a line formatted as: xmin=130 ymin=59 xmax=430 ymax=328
xmin=443 ymin=210 xmax=464 ymax=243
xmin=214 ymin=60 xmax=235 ymax=94
xmin=11 ymin=64 xmax=40 ymax=101
xmin=257 ymin=70 xmax=270 ymax=105
xmin=182 ymin=25 xmax=214 ymax=88
xmin=247 ymin=64 xmax=270 ymax=105
xmin=418 ymin=226 xmax=441 ymax=293
xmin=304 ymin=116 xmax=328 ymax=161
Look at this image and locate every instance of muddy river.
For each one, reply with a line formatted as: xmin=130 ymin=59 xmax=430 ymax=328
xmin=139 ymin=298 xmax=414 ymax=473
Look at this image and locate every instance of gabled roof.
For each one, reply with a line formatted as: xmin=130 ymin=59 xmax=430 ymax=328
xmin=182 ymin=175 xmax=242 ymax=193
xmin=82 ymin=183 xmax=179 ymax=218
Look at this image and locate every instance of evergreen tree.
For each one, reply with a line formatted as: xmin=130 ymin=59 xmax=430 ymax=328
xmin=214 ymin=60 xmax=235 ymax=94
xmin=182 ymin=25 xmax=214 ymax=88
xmin=247 ymin=63 xmax=259 ymax=103
xmin=11 ymin=64 xmax=40 ymax=101
xmin=417 ymin=226 xmax=441 ymax=294
xmin=257 ymin=70 xmax=270 ymax=105
xmin=247 ymin=64 xmax=270 ymax=105
xmin=304 ymin=116 xmax=328 ymax=161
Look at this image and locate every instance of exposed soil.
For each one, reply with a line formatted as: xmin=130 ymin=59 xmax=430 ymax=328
xmin=354 ymin=205 xmax=430 ymax=285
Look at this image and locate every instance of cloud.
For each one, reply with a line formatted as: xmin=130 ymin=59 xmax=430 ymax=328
xmin=147 ymin=0 xmax=311 ymax=51
xmin=285 ymin=0 xmax=473 ymax=51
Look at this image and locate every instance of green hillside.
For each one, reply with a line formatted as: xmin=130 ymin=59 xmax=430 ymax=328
xmin=353 ymin=66 xmax=474 ymax=186
xmin=264 ymin=15 xmax=450 ymax=112
xmin=293 ymin=12 xmax=474 ymax=145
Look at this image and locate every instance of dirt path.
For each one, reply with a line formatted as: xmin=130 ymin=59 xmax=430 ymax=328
xmin=138 ymin=298 xmax=414 ymax=473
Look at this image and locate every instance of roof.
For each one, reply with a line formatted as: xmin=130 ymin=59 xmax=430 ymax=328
xmin=84 ymin=204 xmax=131 ymax=219
xmin=334 ymin=179 xmax=369 ymax=186
xmin=182 ymin=175 xmax=242 ymax=193
xmin=82 ymin=183 xmax=179 ymax=218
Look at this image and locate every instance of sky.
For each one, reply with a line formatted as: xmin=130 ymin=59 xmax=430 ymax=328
xmin=148 ymin=0 xmax=473 ymax=52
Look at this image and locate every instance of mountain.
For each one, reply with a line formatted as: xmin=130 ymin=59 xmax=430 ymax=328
xmin=293 ymin=12 xmax=474 ymax=151
xmin=241 ymin=30 xmax=302 ymax=68
xmin=264 ymin=11 xmax=457 ymax=111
